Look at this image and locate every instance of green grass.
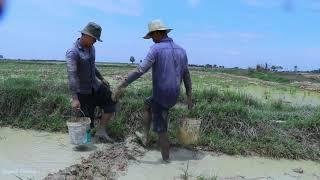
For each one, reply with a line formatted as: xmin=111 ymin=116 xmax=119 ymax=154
xmin=247 ymin=71 xmax=290 ymax=83
xmin=212 ymin=68 xmax=320 ymax=84
xmin=0 ymin=61 xmax=319 ymax=160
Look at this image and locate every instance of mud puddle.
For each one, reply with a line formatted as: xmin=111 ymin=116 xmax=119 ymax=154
xmin=233 ymin=85 xmax=320 ymax=106
xmin=0 ymin=127 xmax=104 ymax=180
xmin=120 ymin=148 xmax=320 ymax=180
xmin=1 ymin=127 xmax=319 ymax=180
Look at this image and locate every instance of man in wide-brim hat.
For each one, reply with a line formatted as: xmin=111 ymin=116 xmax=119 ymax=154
xmin=66 ymin=22 xmax=116 ymax=143
xmin=113 ymin=19 xmax=193 ymax=161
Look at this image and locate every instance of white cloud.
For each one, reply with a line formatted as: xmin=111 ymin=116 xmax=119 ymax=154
xmin=184 ymin=31 xmax=223 ymax=39
xmin=188 ymin=0 xmax=201 ymax=8
xmin=28 ymin=0 xmax=143 ymax=16
xmin=184 ymin=31 xmax=265 ymax=41
xmin=75 ymin=0 xmax=143 ymax=16
xmin=242 ymin=0 xmax=282 ymax=8
xmin=243 ymin=0 xmax=296 ymax=12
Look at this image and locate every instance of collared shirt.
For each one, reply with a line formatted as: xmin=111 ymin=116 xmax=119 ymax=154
xmin=126 ymin=37 xmax=190 ymax=108
xmin=66 ymin=39 xmax=101 ymax=95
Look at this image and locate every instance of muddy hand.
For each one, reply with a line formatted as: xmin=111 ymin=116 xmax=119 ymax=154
xmin=187 ymin=96 xmax=193 ymax=110
xmin=72 ymin=98 xmax=81 ymax=111
xmin=111 ymin=88 xmax=122 ymax=102
xmin=102 ymin=79 xmax=110 ymax=89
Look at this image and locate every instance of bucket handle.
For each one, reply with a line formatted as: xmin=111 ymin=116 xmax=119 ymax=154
xmin=78 ymin=108 xmax=86 ymax=117
xmin=72 ymin=108 xmax=86 ymax=118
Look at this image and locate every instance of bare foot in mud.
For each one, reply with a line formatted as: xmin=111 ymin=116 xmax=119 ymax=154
xmin=135 ymin=131 xmax=149 ymax=147
xmin=94 ymin=129 xmax=115 ymax=143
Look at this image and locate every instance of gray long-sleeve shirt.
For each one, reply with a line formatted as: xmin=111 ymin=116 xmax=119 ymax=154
xmin=66 ymin=39 xmax=102 ymax=96
xmin=125 ymin=37 xmax=192 ymax=108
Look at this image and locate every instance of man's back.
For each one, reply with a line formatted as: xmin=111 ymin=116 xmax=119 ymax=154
xmin=150 ymin=37 xmax=188 ymax=108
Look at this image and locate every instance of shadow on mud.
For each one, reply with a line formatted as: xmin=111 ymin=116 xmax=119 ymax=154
xmin=72 ymin=144 xmax=98 ymax=152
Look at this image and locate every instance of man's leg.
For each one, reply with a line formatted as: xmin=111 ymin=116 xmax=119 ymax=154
xmin=95 ymin=112 xmax=114 ymax=143
xmin=100 ymin=112 xmax=114 ymax=128
xmin=159 ymin=132 xmax=170 ymax=161
xmin=152 ymin=102 xmax=170 ymax=161
xmin=142 ymin=104 xmax=152 ymax=145
xmin=94 ymin=84 xmax=116 ymax=143
xmin=77 ymin=93 xmax=95 ymax=128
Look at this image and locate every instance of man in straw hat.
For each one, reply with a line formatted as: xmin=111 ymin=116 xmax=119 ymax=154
xmin=66 ymin=22 xmax=116 ymax=143
xmin=112 ymin=19 xmax=193 ymax=161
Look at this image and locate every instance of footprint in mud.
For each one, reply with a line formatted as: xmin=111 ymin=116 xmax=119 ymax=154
xmin=0 ymin=136 xmax=7 ymax=141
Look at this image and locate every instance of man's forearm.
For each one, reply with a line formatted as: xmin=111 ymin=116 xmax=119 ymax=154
xmin=183 ymin=69 xmax=192 ymax=96
xmin=95 ymin=67 xmax=104 ymax=80
xmin=68 ymin=71 xmax=79 ymax=98
xmin=120 ymin=69 xmax=143 ymax=88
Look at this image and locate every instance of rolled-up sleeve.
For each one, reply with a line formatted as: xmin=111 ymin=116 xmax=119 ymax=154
xmin=137 ymin=50 xmax=156 ymax=73
xmin=124 ymin=48 xmax=156 ymax=85
xmin=66 ymin=50 xmax=79 ymax=96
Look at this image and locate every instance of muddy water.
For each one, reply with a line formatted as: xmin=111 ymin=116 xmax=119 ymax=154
xmin=1 ymin=127 xmax=319 ymax=180
xmin=0 ymin=127 xmax=103 ymax=180
xmin=234 ymin=85 xmax=320 ymax=106
xmin=120 ymin=148 xmax=320 ymax=180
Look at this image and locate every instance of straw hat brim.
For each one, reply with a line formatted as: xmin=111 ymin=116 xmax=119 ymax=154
xmin=143 ymin=28 xmax=172 ymax=39
xmin=80 ymin=30 xmax=103 ymax=42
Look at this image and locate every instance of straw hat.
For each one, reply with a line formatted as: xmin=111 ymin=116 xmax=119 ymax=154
xmin=143 ymin=19 xmax=172 ymax=39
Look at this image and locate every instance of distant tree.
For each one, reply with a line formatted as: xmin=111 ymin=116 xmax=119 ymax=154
xmin=130 ymin=56 xmax=135 ymax=64
xmin=213 ymin=64 xmax=217 ymax=68
xmin=270 ymin=65 xmax=284 ymax=72
xmin=256 ymin=64 xmax=263 ymax=71
xmin=205 ymin=64 xmax=212 ymax=69
xmin=140 ymin=60 xmax=142 ymax=63
xmin=265 ymin=62 xmax=268 ymax=70
xmin=294 ymin=65 xmax=298 ymax=72
xmin=248 ymin=67 xmax=255 ymax=73
xmin=0 ymin=55 xmax=3 ymax=59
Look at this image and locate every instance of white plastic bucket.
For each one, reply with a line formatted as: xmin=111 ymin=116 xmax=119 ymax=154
xmin=66 ymin=118 xmax=91 ymax=145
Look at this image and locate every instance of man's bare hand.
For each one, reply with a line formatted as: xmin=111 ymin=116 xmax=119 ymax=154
xmin=72 ymin=98 xmax=80 ymax=111
xmin=111 ymin=88 xmax=122 ymax=102
xmin=111 ymin=85 xmax=126 ymax=102
xmin=102 ymin=79 xmax=110 ymax=89
xmin=186 ymin=96 xmax=193 ymax=110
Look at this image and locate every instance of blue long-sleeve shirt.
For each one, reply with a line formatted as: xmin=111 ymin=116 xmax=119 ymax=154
xmin=125 ymin=37 xmax=192 ymax=108
xmin=66 ymin=39 xmax=103 ymax=96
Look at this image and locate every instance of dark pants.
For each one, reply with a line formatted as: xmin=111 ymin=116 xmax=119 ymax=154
xmin=77 ymin=84 xmax=116 ymax=128
xmin=145 ymin=97 xmax=169 ymax=133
